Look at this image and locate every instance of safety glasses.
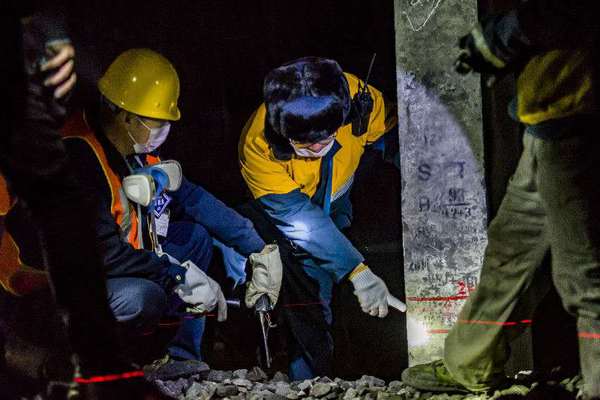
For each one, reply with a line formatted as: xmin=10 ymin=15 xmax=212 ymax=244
xmin=289 ymin=133 xmax=337 ymax=149
xmin=135 ymin=115 xmax=169 ymax=130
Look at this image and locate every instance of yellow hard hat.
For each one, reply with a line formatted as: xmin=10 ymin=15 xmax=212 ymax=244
xmin=98 ymin=48 xmax=181 ymax=121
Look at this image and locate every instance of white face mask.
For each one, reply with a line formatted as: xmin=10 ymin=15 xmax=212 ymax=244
xmin=291 ymin=138 xmax=335 ymax=158
xmin=128 ymin=117 xmax=171 ymax=154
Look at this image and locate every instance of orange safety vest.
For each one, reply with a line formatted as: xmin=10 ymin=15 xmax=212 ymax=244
xmin=62 ymin=113 xmax=145 ymax=249
xmin=0 ymin=113 xmax=160 ymax=295
xmin=0 ymin=175 xmax=48 ymax=296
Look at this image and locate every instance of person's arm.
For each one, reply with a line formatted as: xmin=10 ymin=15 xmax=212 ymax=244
xmin=22 ymin=0 xmax=76 ymax=113
xmin=240 ymin=109 xmax=364 ymax=280
xmin=169 ymin=177 xmax=265 ymax=257
xmin=95 ymin=207 xmax=184 ymax=289
xmin=457 ymin=0 xmax=598 ymax=75
xmin=258 ymin=189 xmax=364 ymax=282
xmin=240 ymin=107 xmax=404 ymax=315
xmin=65 ymin=138 xmax=185 ymax=289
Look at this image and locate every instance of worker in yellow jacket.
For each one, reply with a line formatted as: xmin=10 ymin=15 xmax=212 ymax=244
xmin=239 ymin=57 xmax=404 ymax=379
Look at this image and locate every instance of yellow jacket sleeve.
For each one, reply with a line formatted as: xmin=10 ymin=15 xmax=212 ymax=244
xmin=239 ymin=106 xmax=301 ymax=199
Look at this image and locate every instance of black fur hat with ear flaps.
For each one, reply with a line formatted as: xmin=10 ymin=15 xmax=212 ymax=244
xmin=263 ymin=57 xmax=351 ymax=160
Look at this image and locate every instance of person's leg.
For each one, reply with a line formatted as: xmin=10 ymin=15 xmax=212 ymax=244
xmin=161 ymin=221 xmax=213 ymax=362
xmin=288 ymin=184 xmax=355 ymax=379
xmin=106 ymin=278 xmax=167 ymax=334
xmin=443 ymin=133 xmax=553 ymax=391
xmin=287 ymin=259 xmax=335 ymax=381
xmin=235 ymin=201 xmax=336 ymax=379
xmin=536 ymin=129 xmax=600 ymax=400
xmin=235 ymin=200 xmax=334 ymax=379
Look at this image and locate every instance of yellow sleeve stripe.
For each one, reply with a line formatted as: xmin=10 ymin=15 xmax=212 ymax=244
xmin=348 ymin=262 xmax=369 ymax=280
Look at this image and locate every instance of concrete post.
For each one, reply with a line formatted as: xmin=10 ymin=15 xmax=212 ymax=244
xmin=394 ymin=0 xmax=488 ymax=365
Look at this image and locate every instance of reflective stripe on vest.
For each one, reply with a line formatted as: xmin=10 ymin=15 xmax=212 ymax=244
xmin=61 ymin=113 xmax=141 ymax=249
xmin=145 ymin=154 xmax=161 ymax=166
xmin=0 ymin=175 xmax=48 ymax=296
xmin=1 ymin=175 xmax=22 ymax=294
xmin=0 ymin=174 xmax=14 ymax=215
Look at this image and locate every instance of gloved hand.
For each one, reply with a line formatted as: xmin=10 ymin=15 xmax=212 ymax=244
xmin=455 ymin=25 xmax=507 ymax=76
xmin=133 ymin=161 xmax=183 ymax=193
xmin=133 ymin=166 xmax=170 ymax=196
xmin=349 ymin=263 xmax=406 ymax=318
xmin=174 ymin=260 xmax=227 ymax=321
xmin=245 ymin=244 xmax=283 ymax=308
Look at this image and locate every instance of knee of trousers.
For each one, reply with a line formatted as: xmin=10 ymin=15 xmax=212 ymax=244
xmin=108 ymin=278 xmax=168 ymax=331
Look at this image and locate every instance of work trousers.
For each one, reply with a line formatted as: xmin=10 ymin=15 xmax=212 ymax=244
xmin=108 ymin=221 xmax=213 ymax=362
xmin=444 ymin=131 xmax=600 ymax=398
xmin=238 ymin=190 xmax=353 ymax=381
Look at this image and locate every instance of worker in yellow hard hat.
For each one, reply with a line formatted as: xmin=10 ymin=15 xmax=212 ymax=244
xmin=98 ymin=47 xmax=181 ymax=121
xmin=18 ymin=48 xmax=279 ymax=381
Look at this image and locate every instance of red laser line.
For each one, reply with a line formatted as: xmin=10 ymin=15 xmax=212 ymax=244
xmin=579 ymin=332 xmax=600 ymax=339
xmin=184 ymin=314 xmax=216 ymax=318
xmin=158 ymin=321 xmax=183 ymax=327
xmin=158 ymin=314 xmax=217 ymax=327
xmin=458 ymin=319 xmax=532 ymax=326
xmin=427 ymin=319 xmax=533 ymax=333
xmin=281 ymin=301 xmax=325 ymax=308
xmin=146 ymin=303 xmax=325 ymax=334
xmin=422 ymin=319 xmax=533 ymax=336
xmin=74 ymin=370 xmax=144 ymax=384
xmin=459 ymin=319 xmax=516 ymax=326
xmin=407 ymin=295 xmax=469 ymax=302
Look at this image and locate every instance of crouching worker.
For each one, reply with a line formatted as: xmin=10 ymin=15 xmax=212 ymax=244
xmin=238 ymin=57 xmax=406 ymax=380
xmin=61 ymin=48 xmax=282 ymax=381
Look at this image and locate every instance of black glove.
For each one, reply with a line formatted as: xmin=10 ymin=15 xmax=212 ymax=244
xmin=455 ymin=26 xmax=507 ymax=76
xmin=22 ymin=12 xmax=75 ymax=127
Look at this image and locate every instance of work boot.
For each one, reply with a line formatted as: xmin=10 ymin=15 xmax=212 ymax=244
xmin=401 ymin=359 xmax=471 ymax=393
xmin=143 ymin=354 xmax=210 ymax=381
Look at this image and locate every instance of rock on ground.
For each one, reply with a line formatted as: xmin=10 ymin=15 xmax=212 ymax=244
xmin=164 ymin=369 xmax=583 ymax=400
xmin=28 ymin=367 xmax=582 ymax=399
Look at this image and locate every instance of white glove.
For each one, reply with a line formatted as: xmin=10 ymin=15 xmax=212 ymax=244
xmin=174 ymin=260 xmax=227 ymax=321
xmin=349 ymin=263 xmax=406 ymax=318
xmin=245 ymin=244 xmax=283 ymax=308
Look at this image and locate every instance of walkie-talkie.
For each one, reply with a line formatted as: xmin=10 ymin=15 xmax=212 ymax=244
xmin=351 ymin=53 xmax=376 ymax=136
